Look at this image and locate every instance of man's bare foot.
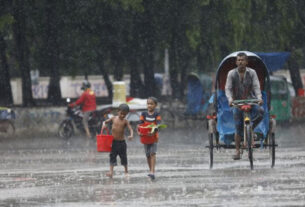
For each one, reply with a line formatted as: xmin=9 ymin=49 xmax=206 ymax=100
xmin=106 ymin=172 xmax=113 ymax=178
xmin=232 ymin=151 xmax=241 ymax=160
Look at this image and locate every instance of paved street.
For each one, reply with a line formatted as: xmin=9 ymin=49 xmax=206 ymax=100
xmin=0 ymin=122 xmax=305 ymax=206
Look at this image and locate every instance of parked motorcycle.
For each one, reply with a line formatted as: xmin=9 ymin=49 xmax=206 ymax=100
xmin=58 ymin=99 xmax=101 ymax=139
xmin=0 ymin=107 xmax=16 ymax=138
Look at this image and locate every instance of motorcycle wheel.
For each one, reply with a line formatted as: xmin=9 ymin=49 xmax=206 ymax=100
xmin=0 ymin=120 xmax=15 ymax=138
xmin=58 ymin=120 xmax=74 ymax=138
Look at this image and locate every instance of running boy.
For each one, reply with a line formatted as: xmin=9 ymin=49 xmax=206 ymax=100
xmin=102 ymin=103 xmax=133 ymax=178
xmin=138 ymin=97 xmax=161 ymax=180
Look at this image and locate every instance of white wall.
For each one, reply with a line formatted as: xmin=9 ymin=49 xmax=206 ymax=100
xmin=10 ymin=74 xmax=174 ymax=105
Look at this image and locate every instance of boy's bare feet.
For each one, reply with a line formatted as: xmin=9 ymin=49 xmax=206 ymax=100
xmin=124 ymin=172 xmax=129 ymax=178
xmin=106 ymin=172 xmax=113 ymax=178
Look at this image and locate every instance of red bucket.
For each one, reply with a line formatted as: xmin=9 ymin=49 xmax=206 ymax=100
xmin=96 ymin=128 xmax=114 ymax=152
xmin=138 ymin=124 xmax=156 ymax=144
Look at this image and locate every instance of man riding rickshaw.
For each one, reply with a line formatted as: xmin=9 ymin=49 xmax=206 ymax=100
xmin=207 ymin=51 xmax=276 ymax=170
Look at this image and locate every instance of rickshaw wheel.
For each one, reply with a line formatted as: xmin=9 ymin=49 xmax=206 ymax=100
xmin=246 ymin=124 xmax=254 ymax=170
xmin=269 ymin=132 xmax=275 ymax=168
xmin=209 ymin=133 xmax=214 ymax=169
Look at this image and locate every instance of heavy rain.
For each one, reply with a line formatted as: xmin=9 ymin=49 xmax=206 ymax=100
xmin=1 ymin=123 xmax=305 ymax=206
xmin=1 ymin=1 xmax=305 ymax=206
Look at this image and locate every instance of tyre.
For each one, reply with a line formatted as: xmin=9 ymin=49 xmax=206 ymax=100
xmin=246 ymin=124 xmax=253 ymax=170
xmin=209 ymin=133 xmax=214 ymax=169
xmin=89 ymin=119 xmax=100 ymax=138
xmin=0 ymin=120 xmax=15 ymax=138
xmin=94 ymin=119 xmax=103 ymax=136
xmin=58 ymin=120 xmax=74 ymax=138
xmin=269 ymin=132 xmax=275 ymax=168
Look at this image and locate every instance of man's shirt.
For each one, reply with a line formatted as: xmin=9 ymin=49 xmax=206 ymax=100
xmin=225 ymin=67 xmax=262 ymax=103
xmin=74 ymin=89 xmax=96 ymax=112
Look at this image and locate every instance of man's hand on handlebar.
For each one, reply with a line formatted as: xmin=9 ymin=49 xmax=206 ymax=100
xmin=230 ymin=99 xmax=263 ymax=107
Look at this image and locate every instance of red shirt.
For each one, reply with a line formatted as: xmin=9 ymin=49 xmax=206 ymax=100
xmin=139 ymin=111 xmax=161 ymax=143
xmin=72 ymin=89 xmax=96 ymax=112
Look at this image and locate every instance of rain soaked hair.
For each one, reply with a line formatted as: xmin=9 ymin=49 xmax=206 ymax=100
xmin=147 ymin=96 xmax=158 ymax=105
xmin=236 ymin=52 xmax=248 ymax=60
xmin=118 ymin=103 xmax=129 ymax=113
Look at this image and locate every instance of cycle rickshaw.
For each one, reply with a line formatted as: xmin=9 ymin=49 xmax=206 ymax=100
xmin=206 ymin=51 xmax=277 ymax=170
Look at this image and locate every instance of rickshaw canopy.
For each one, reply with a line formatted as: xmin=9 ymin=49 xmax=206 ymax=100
xmin=255 ymin=52 xmax=290 ymax=72
xmin=212 ymin=51 xmax=271 ymax=144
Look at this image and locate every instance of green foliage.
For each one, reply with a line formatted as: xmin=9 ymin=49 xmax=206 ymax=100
xmin=2 ymin=0 xmax=305 ymax=97
xmin=142 ymin=124 xmax=168 ymax=133
xmin=0 ymin=14 xmax=14 ymax=32
xmin=186 ymin=27 xmax=201 ymax=50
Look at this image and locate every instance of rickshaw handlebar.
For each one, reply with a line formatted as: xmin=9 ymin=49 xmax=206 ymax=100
xmin=231 ymin=99 xmax=260 ymax=107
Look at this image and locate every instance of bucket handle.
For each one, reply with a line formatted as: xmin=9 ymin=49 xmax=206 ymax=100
xmin=101 ymin=127 xmax=110 ymax=135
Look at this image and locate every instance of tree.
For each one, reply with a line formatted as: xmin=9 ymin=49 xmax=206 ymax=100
xmin=0 ymin=34 xmax=13 ymax=105
xmin=44 ymin=0 xmax=62 ymax=105
xmin=12 ymin=0 xmax=34 ymax=106
xmin=0 ymin=2 xmax=14 ymax=105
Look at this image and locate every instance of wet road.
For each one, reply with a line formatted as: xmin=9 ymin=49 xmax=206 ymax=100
xmin=0 ymin=123 xmax=305 ymax=207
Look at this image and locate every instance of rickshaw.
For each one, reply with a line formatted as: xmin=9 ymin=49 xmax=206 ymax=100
xmin=206 ymin=51 xmax=277 ymax=170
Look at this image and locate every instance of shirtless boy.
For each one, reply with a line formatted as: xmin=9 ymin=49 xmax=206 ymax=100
xmin=102 ymin=104 xmax=133 ymax=178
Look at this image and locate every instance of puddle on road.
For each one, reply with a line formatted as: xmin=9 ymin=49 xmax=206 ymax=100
xmin=0 ymin=126 xmax=305 ymax=206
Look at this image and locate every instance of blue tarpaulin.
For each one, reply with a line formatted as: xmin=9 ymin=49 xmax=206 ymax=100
xmin=255 ymin=52 xmax=290 ymax=72
xmin=186 ymin=73 xmax=212 ymax=115
xmin=214 ymin=90 xmax=269 ymax=145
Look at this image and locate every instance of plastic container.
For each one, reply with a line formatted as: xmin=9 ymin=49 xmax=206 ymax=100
xmin=112 ymin=81 xmax=126 ymax=106
xmin=96 ymin=128 xmax=114 ymax=152
xmin=138 ymin=124 xmax=156 ymax=144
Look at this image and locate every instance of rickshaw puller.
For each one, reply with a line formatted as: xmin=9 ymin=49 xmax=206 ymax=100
xmin=225 ymin=52 xmax=264 ymax=160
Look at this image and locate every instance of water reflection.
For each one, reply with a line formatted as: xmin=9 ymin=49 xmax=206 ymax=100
xmin=0 ymin=125 xmax=304 ymax=206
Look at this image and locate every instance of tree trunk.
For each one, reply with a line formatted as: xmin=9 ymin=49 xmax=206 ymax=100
xmin=0 ymin=34 xmax=13 ymax=105
xmin=13 ymin=0 xmax=35 ymax=106
xmin=169 ymin=36 xmax=180 ymax=99
xmin=143 ymin=48 xmax=155 ymax=97
xmin=129 ymin=58 xmax=144 ymax=98
xmin=179 ymin=58 xmax=188 ymax=98
xmin=97 ymin=54 xmax=113 ymax=99
xmin=140 ymin=0 xmax=156 ymax=98
xmin=112 ymin=51 xmax=123 ymax=81
xmin=287 ymin=55 xmax=303 ymax=95
xmin=45 ymin=0 xmax=62 ymax=105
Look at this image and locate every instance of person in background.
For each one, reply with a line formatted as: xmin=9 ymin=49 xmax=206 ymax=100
xmin=138 ymin=97 xmax=161 ymax=180
xmin=69 ymin=80 xmax=96 ymax=138
xmin=102 ymin=103 xmax=133 ymax=178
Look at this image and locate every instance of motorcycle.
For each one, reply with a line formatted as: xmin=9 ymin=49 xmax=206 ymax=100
xmin=58 ymin=98 xmax=101 ymax=139
xmin=0 ymin=107 xmax=16 ymax=138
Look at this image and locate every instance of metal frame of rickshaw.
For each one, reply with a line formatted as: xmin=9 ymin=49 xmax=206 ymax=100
xmin=206 ymin=51 xmax=277 ymax=170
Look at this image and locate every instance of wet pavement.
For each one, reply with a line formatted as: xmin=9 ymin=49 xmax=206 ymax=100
xmin=0 ymin=122 xmax=305 ymax=206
